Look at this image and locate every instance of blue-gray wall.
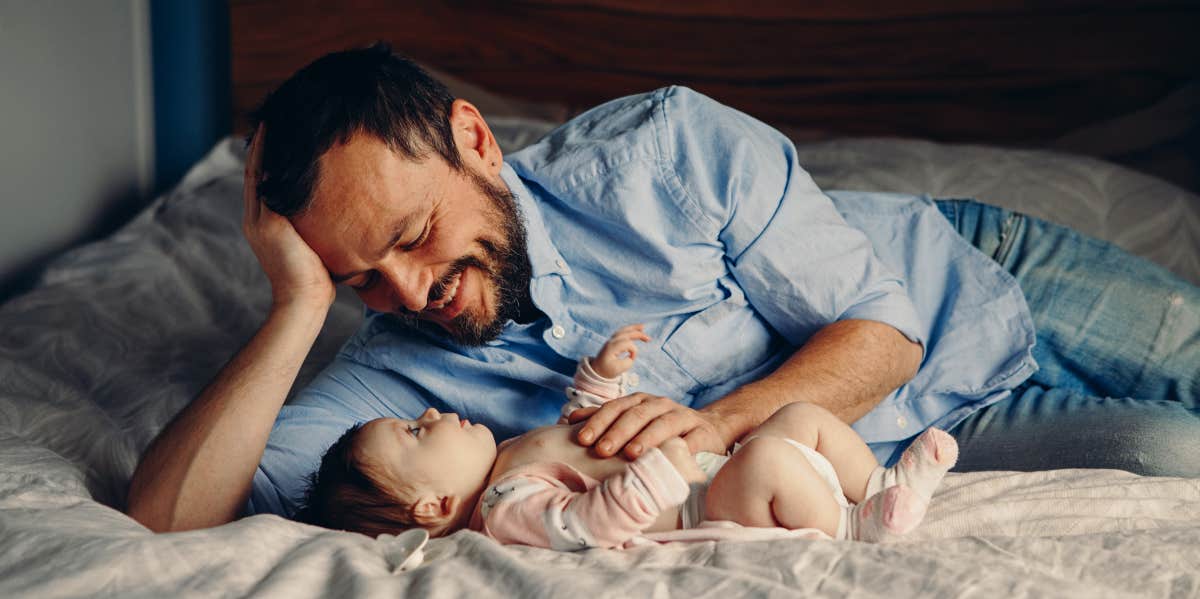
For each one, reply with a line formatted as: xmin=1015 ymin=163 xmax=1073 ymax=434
xmin=0 ymin=0 xmax=232 ymax=302
xmin=0 ymin=1 xmax=155 ymax=301
xmin=151 ymin=0 xmax=231 ymax=195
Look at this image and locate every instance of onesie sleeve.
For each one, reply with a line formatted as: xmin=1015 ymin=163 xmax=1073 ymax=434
xmin=559 ymin=357 xmax=628 ymax=423
xmin=478 ymin=448 xmax=689 ymax=550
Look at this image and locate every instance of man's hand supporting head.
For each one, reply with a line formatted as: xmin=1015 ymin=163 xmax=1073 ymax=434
xmin=126 ymin=126 xmax=338 ymax=531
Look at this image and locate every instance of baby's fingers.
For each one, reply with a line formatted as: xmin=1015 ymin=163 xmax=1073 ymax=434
xmin=606 ymin=339 xmax=639 ymax=361
xmin=609 ymin=327 xmax=651 ymax=345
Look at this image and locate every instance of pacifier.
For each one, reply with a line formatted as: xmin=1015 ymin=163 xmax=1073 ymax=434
xmin=379 ymin=528 xmax=430 ymax=573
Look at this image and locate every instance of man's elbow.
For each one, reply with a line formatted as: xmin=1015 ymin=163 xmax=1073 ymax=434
xmin=862 ymin=319 xmax=922 ymax=385
xmin=125 ymin=480 xmax=185 ymax=533
xmin=125 ymin=480 xmax=227 ymax=533
xmin=126 ymin=499 xmax=235 ymax=533
xmin=125 ymin=495 xmax=173 ymax=533
xmin=899 ymin=337 xmax=923 ymax=383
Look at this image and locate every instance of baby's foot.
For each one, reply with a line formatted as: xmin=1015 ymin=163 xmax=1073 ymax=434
xmin=866 ymin=427 xmax=958 ymax=500
xmin=842 ymin=485 xmax=927 ymax=542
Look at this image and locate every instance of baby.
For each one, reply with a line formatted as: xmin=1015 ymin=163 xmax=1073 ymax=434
xmin=297 ymin=325 xmax=958 ymax=547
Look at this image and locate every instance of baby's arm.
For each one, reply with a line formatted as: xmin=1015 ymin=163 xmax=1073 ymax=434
xmin=560 ymin=324 xmax=650 ymax=423
xmin=478 ymin=448 xmax=689 ymax=550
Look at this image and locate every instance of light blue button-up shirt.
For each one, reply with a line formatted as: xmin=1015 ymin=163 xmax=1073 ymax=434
xmin=248 ymin=87 xmax=1037 ymax=517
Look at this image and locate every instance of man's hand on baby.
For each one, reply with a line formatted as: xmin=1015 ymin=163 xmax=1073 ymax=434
xmin=569 ymin=393 xmax=728 ymax=459
xmin=591 ymin=324 xmax=651 ymax=379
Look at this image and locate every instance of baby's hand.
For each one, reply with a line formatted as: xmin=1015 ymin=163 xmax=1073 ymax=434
xmin=591 ymin=324 xmax=651 ymax=379
xmin=659 ymin=437 xmax=706 ymax=484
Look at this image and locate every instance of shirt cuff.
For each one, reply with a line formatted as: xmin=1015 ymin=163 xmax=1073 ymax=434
xmin=838 ymin=290 xmax=926 ymax=362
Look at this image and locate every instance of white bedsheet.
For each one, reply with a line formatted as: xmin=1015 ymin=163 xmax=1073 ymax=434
xmin=2 ymin=434 xmax=1197 ymax=597
xmin=1 ymin=128 xmax=1198 ymax=597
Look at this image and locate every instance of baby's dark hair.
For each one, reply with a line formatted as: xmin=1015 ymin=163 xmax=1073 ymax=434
xmin=295 ymin=423 xmax=418 ymax=536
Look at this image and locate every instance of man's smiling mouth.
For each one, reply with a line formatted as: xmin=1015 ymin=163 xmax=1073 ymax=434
xmin=428 ymin=272 xmax=461 ymax=311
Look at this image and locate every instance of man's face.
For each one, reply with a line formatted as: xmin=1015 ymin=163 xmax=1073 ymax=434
xmin=293 ymin=133 xmax=531 ymax=345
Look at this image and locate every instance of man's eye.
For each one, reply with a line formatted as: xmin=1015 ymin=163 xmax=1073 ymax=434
xmin=402 ymin=222 xmax=431 ymax=252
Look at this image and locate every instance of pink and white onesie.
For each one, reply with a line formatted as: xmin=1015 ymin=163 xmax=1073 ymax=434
xmin=468 ymin=358 xmax=841 ymax=549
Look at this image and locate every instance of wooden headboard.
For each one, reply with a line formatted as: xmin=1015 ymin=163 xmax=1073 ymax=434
xmin=230 ymin=1 xmax=1199 ymax=144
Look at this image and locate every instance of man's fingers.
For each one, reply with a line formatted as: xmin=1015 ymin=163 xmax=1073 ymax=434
xmin=243 ymin=123 xmax=265 ymax=221
xmin=624 ymin=410 xmax=694 ymax=459
xmin=566 ymin=406 xmax=599 ymax=423
xmin=576 ymin=394 xmax=642 ymax=445
xmin=592 ymin=396 xmax=676 ymax=457
xmin=247 ymin=123 xmax=265 ymax=175
xmin=575 ymin=393 xmax=648 ymax=445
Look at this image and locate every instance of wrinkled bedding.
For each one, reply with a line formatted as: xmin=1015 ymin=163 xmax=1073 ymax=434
xmin=1 ymin=121 xmax=1198 ymax=598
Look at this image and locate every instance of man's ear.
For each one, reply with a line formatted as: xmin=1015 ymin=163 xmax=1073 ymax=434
xmin=411 ymin=495 xmax=455 ymax=526
xmin=448 ymin=99 xmax=502 ymax=175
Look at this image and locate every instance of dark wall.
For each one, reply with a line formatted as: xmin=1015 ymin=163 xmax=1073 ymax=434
xmin=151 ymin=0 xmax=231 ymax=195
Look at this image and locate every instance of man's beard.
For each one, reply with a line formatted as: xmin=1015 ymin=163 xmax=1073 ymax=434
xmin=389 ymin=171 xmax=533 ymax=346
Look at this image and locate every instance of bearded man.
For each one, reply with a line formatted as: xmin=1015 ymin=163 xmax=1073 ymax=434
xmin=127 ymin=44 xmax=1200 ymax=532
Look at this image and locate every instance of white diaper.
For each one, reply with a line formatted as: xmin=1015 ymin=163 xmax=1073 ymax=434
xmin=680 ymin=436 xmax=848 ymax=529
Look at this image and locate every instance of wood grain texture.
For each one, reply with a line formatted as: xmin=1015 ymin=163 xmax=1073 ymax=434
xmin=230 ymin=0 xmax=1200 ymax=143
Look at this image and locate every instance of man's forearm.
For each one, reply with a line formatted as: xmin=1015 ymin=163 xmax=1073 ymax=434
xmin=125 ymin=301 xmax=328 ymax=532
xmin=701 ymin=319 xmax=922 ymax=446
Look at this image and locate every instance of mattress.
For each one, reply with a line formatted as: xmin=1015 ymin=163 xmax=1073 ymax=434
xmin=1 ymin=119 xmax=1198 ymax=597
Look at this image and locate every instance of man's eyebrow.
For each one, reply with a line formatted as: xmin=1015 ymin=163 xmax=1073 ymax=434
xmin=328 ymin=213 xmax=420 ymax=283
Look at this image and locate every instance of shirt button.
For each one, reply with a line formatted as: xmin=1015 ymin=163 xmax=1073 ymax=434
xmin=555 ymin=258 xmax=567 ymax=270
xmin=1170 ymin=294 xmax=1184 ymax=307
xmin=627 ymin=373 xmax=640 ymax=387
xmin=551 ymin=325 xmax=566 ymax=339
xmin=896 ymin=416 xmax=908 ymax=429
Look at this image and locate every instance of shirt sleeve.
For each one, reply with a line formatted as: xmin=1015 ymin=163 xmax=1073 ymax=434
xmin=559 ymin=357 xmax=627 ymax=423
xmin=478 ymin=448 xmax=690 ymax=550
xmin=656 ymin=87 xmax=925 ymax=353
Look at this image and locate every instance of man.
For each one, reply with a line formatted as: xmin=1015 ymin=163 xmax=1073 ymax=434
xmin=127 ymin=44 xmax=1199 ymax=532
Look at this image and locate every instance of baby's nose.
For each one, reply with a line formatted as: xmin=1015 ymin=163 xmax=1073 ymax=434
xmin=418 ymin=408 xmax=440 ymax=423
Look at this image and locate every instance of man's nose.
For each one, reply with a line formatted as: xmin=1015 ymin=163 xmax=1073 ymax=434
xmin=378 ymin=259 xmax=432 ymax=313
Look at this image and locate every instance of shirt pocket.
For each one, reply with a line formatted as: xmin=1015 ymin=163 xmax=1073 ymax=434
xmin=661 ymin=299 xmax=784 ymax=388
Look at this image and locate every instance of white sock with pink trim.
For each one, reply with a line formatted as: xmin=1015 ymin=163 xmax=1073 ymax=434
xmin=865 ymin=427 xmax=959 ymax=501
xmin=837 ymin=485 xmax=927 ymax=542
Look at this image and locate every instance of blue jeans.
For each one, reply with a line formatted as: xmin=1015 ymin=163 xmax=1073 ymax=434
xmin=935 ymin=199 xmax=1200 ymax=476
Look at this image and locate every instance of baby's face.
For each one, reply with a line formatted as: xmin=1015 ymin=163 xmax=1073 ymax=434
xmin=354 ymin=409 xmax=497 ymax=509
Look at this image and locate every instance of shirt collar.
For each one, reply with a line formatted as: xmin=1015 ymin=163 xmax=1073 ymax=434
xmin=500 ymin=163 xmax=569 ymax=279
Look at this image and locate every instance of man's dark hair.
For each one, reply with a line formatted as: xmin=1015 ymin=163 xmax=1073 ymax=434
xmin=248 ymin=42 xmax=461 ymax=216
xmin=295 ymin=423 xmax=417 ymax=536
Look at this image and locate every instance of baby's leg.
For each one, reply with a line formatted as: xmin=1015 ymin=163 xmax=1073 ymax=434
xmin=703 ymin=436 xmax=843 ymax=536
xmin=703 ymin=436 xmax=927 ymax=541
xmin=748 ymin=402 xmax=879 ymax=503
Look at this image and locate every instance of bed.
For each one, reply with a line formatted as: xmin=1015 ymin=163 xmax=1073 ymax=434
xmin=3 ymin=2 xmax=1199 ymax=597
